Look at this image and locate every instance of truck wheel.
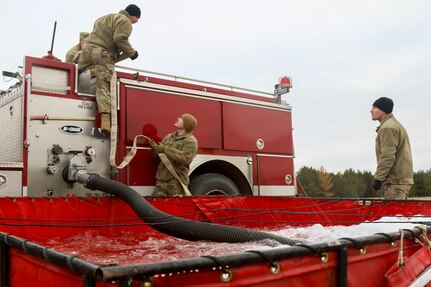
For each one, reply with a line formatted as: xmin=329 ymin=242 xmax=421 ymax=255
xmin=189 ymin=173 xmax=241 ymax=196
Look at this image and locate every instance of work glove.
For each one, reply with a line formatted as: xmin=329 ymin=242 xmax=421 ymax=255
xmin=149 ymin=139 xmax=157 ymax=150
xmin=372 ymin=180 xmax=382 ymax=190
xmin=130 ymin=51 xmax=139 ymax=60
xmin=149 ymin=140 xmax=164 ymax=153
xmin=154 ymin=143 xmax=164 ymax=153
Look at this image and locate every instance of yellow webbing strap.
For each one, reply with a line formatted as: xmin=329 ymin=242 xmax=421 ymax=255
xmin=158 ymin=153 xmax=192 ymax=196
xmin=109 ymin=72 xmax=145 ymax=169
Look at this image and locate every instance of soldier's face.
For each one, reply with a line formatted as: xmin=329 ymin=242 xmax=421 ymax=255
xmin=175 ymin=117 xmax=184 ymax=129
xmin=371 ymin=106 xmax=386 ymax=122
xmin=131 ymin=16 xmax=139 ymax=24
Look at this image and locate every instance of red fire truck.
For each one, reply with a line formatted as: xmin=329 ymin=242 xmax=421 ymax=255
xmin=0 ymin=56 xmax=296 ymax=197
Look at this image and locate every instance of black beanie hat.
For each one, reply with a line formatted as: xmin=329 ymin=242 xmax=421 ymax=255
xmin=373 ymin=97 xmax=393 ymax=114
xmin=125 ymin=4 xmax=141 ymax=18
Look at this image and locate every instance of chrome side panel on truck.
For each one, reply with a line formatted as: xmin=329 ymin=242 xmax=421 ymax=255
xmin=0 ymin=85 xmax=23 ymax=196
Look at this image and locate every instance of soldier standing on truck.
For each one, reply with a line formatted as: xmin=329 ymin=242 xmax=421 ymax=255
xmin=78 ymin=4 xmax=141 ymax=136
xmin=149 ymin=114 xmax=198 ymax=196
xmin=65 ymin=32 xmax=89 ymax=63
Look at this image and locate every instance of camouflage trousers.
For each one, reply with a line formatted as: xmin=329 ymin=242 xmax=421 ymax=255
xmin=152 ymin=179 xmax=185 ymax=196
xmin=78 ymin=44 xmax=115 ymax=114
xmin=383 ymin=184 xmax=412 ymax=200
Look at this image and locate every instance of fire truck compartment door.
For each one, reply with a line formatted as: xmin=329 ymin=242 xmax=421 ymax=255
xmin=125 ymin=88 xmax=222 ymax=149
xmin=222 ymin=103 xmax=293 ymax=154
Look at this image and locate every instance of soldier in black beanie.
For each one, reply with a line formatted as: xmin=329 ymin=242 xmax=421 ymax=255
xmin=370 ymin=97 xmax=413 ymax=199
xmin=125 ymin=4 xmax=141 ymax=18
xmin=372 ymin=97 xmax=393 ymax=114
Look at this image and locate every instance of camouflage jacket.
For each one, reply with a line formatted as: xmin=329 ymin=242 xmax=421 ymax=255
xmin=85 ymin=10 xmax=136 ymax=60
xmin=155 ymin=131 xmax=198 ymax=185
xmin=65 ymin=44 xmax=81 ymax=63
xmin=375 ymin=113 xmax=413 ymax=184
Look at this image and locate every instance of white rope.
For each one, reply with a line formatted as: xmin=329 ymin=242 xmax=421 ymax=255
xmin=396 ymin=225 xmax=431 ymax=268
xmin=416 ymin=225 xmax=431 ymax=249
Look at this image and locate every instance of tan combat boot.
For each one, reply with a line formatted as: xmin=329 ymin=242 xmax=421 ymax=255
xmin=100 ymin=113 xmax=111 ymax=136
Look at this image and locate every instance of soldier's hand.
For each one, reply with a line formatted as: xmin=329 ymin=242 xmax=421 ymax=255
xmin=130 ymin=51 xmax=139 ymax=60
xmin=149 ymin=140 xmax=164 ymax=153
xmin=372 ymin=180 xmax=382 ymax=190
xmin=149 ymin=139 xmax=157 ymax=150
xmin=155 ymin=143 xmax=164 ymax=153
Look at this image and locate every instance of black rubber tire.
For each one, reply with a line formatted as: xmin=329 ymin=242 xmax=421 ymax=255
xmin=189 ymin=173 xmax=241 ymax=196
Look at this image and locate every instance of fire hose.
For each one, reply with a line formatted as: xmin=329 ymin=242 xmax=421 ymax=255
xmin=74 ymin=171 xmax=304 ymax=246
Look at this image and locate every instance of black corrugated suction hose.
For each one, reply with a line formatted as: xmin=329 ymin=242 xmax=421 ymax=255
xmin=85 ymin=174 xmax=303 ymax=245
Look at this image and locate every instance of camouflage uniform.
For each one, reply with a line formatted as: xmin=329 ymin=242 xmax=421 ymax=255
xmin=78 ymin=10 xmax=137 ymax=114
xmin=65 ymin=44 xmax=80 ymax=63
xmin=151 ymin=131 xmax=198 ymax=196
xmin=375 ymin=113 xmax=413 ymax=199
xmin=65 ymin=32 xmax=89 ymax=64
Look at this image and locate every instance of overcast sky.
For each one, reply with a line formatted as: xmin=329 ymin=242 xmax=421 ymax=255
xmin=1 ymin=1 xmax=430 ymax=173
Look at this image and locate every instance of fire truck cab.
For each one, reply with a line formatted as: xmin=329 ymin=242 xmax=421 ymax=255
xmin=0 ymin=56 xmax=296 ymax=197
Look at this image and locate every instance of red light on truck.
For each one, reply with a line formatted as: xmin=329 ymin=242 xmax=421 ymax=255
xmin=274 ymin=76 xmax=292 ymax=103
xmin=279 ymin=76 xmax=292 ymax=88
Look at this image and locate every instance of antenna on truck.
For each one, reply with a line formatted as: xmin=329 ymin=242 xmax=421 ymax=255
xmin=49 ymin=21 xmax=57 ymax=55
xmin=42 ymin=21 xmax=61 ymax=61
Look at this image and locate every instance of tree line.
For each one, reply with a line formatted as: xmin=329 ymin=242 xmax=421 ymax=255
xmin=297 ymin=166 xmax=431 ymax=198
